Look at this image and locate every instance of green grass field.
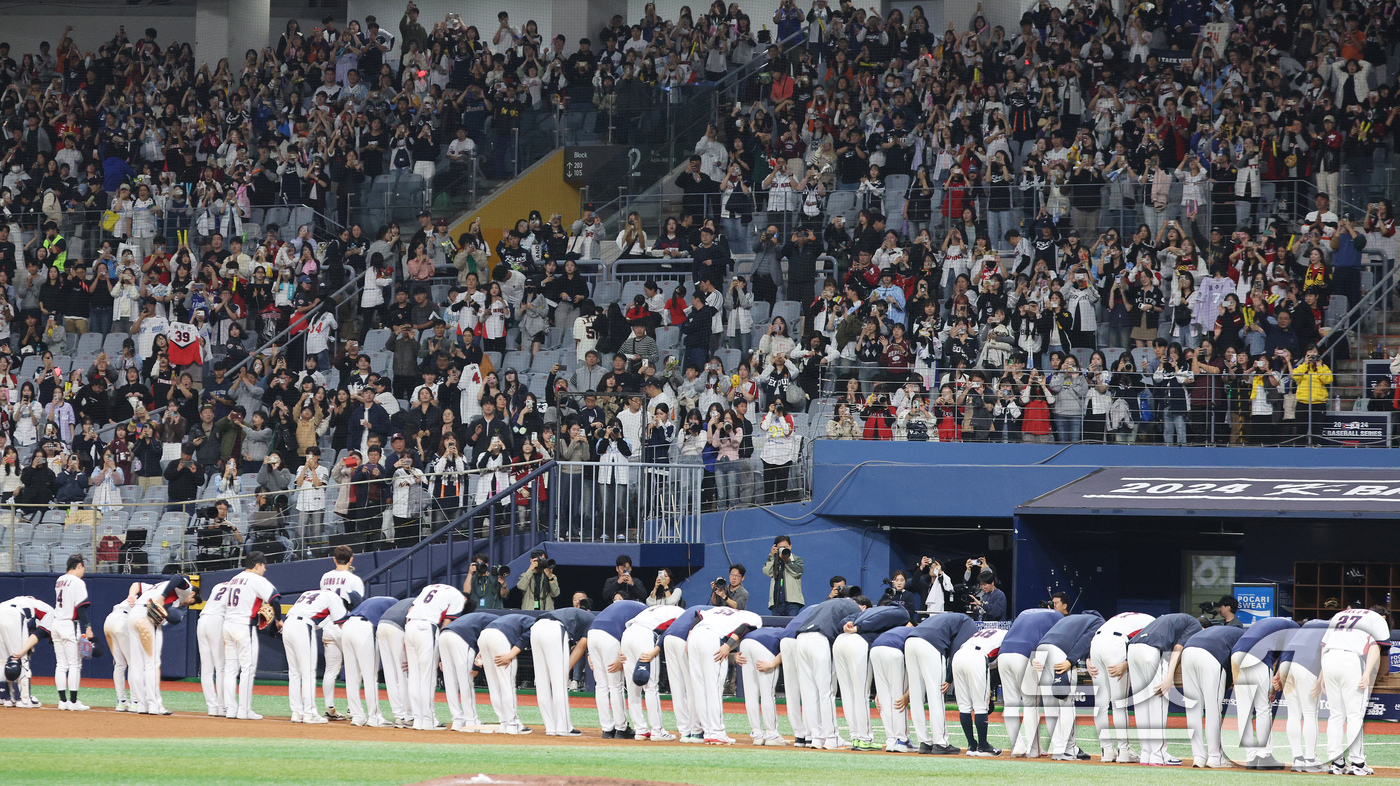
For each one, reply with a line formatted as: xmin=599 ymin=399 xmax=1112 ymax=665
xmin=3 ymin=683 xmax=1396 ymax=785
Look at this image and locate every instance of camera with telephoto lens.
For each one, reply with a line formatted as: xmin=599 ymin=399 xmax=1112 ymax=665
xmin=880 ymin=577 xmax=897 ymax=601
xmin=535 ymin=557 xmax=556 ymax=571
xmin=778 ymin=547 xmax=792 ymax=560
xmin=476 ymin=560 xmax=510 ymax=577
xmin=712 ymin=576 xmax=728 ymax=591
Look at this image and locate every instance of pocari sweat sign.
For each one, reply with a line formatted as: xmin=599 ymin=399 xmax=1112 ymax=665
xmin=1233 ymin=583 xmax=1275 ymax=625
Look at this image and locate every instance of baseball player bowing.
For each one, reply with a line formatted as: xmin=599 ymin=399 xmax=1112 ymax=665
xmin=197 ymin=582 xmax=230 ymax=716
xmin=903 ymin=612 xmax=977 ymax=755
xmin=438 ymin=609 xmax=508 ymax=732
xmin=1021 ymin=610 xmax=1104 ymax=761
xmin=951 ymin=626 xmax=1010 ymax=756
xmin=867 ymin=625 xmax=916 ymax=754
xmin=318 ymin=545 xmax=365 ymax=721
xmin=794 ymin=595 xmax=865 ymax=750
xmin=404 ymin=581 xmax=470 ymax=730
xmin=999 ymin=606 xmax=1066 ymax=758
xmin=735 ymin=623 xmax=790 ymax=747
xmin=340 ymin=596 xmax=399 ymax=727
xmin=106 ymin=591 xmax=143 ymax=713
xmin=766 ymin=605 xmax=819 ymax=747
xmin=1229 ymin=616 xmax=1298 ymax=770
xmin=284 ymin=589 xmax=350 ymax=723
xmin=46 ymin=555 xmax=94 ymax=711
xmin=688 ymin=605 xmax=764 ymax=745
xmin=1321 ymin=605 xmax=1391 ymax=776
xmin=0 ymin=595 xmax=52 ymax=707
xmin=620 ymin=605 xmax=686 ymax=740
xmin=586 ymin=599 xmax=646 ymax=739
xmin=1085 ymin=611 xmax=1154 ymax=763
xmin=125 ymin=576 xmax=197 ymax=716
xmin=532 ymin=606 xmax=596 ymax=737
xmin=221 ymin=551 xmax=284 ymax=720
xmin=1279 ymin=618 xmax=1328 ymax=772
xmin=374 ymin=598 xmax=415 ymax=727
xmin=476 ymin=613 xmax=537 ymax=734
xmin=833 ymin=601 xmax=911 ymax=751
xmin=1179 ymin=623 xmax=1245 ymax=769
xmin=1127 ymin=612 xmax=1202 ymax=766
xmin=660 ymin=605 xmax=712 ymax=744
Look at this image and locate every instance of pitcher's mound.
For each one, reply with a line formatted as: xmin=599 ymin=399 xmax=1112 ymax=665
xmin=413 ymin=777 xmax=691 ymax=786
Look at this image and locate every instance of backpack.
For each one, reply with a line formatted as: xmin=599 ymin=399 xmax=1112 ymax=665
xmin=1137 ymin=389 xmax=1156 ymax=423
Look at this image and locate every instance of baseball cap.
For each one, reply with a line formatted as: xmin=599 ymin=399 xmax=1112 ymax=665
xmin=632 ymin=661 xmax=652 ymax=687
xmin=418 ymin=209 xmax=432 ymax=218
xmin=1324 ymin=115 xmax=1336 ymax=123
xmin=390 ymin=432 xmax=405 ymax=441
xmin=298 ymin=275 xmax=312 ymax=284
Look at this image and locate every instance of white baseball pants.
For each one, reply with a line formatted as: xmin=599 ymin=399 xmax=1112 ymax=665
xmin=907 ymin=638 xmax=949 ymax=746
xmin=663 ymin=634 xmax=698 ymax=737
xmin=777 ymin=636 xmax=807 ymax=739
xmin=620 ymin=625 xmax=664 ymax=733
xmin=1023 ymin=643 xmax=1075 ymax=756
xmin=476 ymin=627 xmax=524 ymax=732
xmin=1283 ymin=664 xmax=1320 ymax=762
xmin=126 ymin=615 xmax=165 ymax=713
xmin=1088 ymin=635 xmax=1134 ymax=756
xmin=1127 ymin=642 xmax=1171 ymax=762
xmin=1181 ymin=648 xmax=1226 ymax=764
xmin=832 ymin=633 xmax=873 ymax=744
xmin=375 ymin=623 xmax=408 ymax=723
xmin=587 ymin=629 xmax=627 ymax=732
xmin=403 ymin=619 xmax=440 ymax=728
xmin=49 ymin=620 xmax=81 ymax=696
xmin=1234 ymin=658 xmax=1276 ymax=760
xmin=284 ymin=617 xmax=320 ymax=719
xmin=795 ymin=631 xmax=838 ymax=745
xmin=339 ymin=618 xmax=382 ymax=724
xmin=952 ymin=648 xmax=990 ymax=715
xmin=1322 ymin=649 xmax=1366 ymax=764
xmin=999 ymin=652 xmax=1039 ymax=756
xmin=738 ymin=638 xmax=781 ymax=740
xmin=437 ymin=630 xmax=481 ymax=727
xmin=870 ymin=645 xmax=908 ymax=746
xmin=196 ymin=612 xmax=225 ymax=714
xmin=0 ymin=607 xmax=34 ymax=703
xmin=322 ymin=621 xmax=344 ymax=712
xmin=221 ymin=622 xmax=259 ymax=717
xmin=685 ymin=631 xmax=729 ymax=740
xmin=105 ymin=611 xmax=132 ymax=708
xmin=529 ymin=619 xmax=571 ymax=735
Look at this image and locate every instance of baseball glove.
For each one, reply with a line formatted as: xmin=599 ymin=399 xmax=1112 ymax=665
xmin=145 ymin=599 xmax=169 ymax=626
xmin=257 ymin=602 xmax=275 ymax=630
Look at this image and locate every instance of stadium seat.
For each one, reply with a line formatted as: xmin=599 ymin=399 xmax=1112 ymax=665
xmin=530 ymin=349 xmax=560 ymax=374
xmin=527 ymin=373 xmax=548 ymax=398
xmin=714 ymin=348 xmax=741 ymax=372
xmin=152 ymin=523 xmax=184 ymax=547
xmin=131 ymin=510 xmax=160 ymax=529
xmin=363 ymin=328 xmax=391 ymax=353
xmin=10 ymin=520 xmax=33 ymax=547
xmin=771 ymin=301 xmax=801 ymax=328
xmin=825 ymin=190 xmax=856 ymax=222
xmin=656 ymin=326 xmax=680 ymax=350
xmin=485 ymin=352 xmax=502 ymax=371
xmin=61 ymin=523 xmax=94 ymax=550
xmin=288 ymin=205 xmax=314 ymax=233
xmin=1131 ymin=347 xmax=1155 ymax=369
xmin=102 ymin=332 xmax=130 ymax=356
xmin=1102 ymin=347 xmax=1127 ymax=369
xmin=21 ymin=544 xmax=51 ymax=572
xmin=263 ymin=206 xmax=291 ymax=230
xmin=620 ymin=281 xmax=646 ymax=303
xmin=1070 ymin=347 xmax=1096 ymax=370
xmin=751 ymin=301 xmax=771 ymax=325
xmin=76 ymin=333 xmax=104 ymax=355
xmin=592 ymin=281 xmax=621 ymax=304
xmin=503 ymin=350 xmax=531 ymax=373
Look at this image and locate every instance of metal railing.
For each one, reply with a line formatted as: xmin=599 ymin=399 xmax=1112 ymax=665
xmin=551 ymin=460 xmax=701 ymax=543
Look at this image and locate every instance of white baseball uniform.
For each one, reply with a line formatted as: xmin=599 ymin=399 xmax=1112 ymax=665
xmin=662 ymin=631 xmax=698 ymax=737
xmin=1282 ymin=621 xmax=1327 ymax=765
xmin=688 ymin=608 xmax=762 ymax=741
xmin=476 ymin=615 xmax=534 ymax=734
xmin=1088 ymin=612 xmax=1153 ymax=758
xmin=868 ymin=637 xmax=909 ymax=748
xmin=127 ymin=579 xmax=194 ymax=715
xmin=376 ymin=615 xmax=410 ymax=725
xmin=339 ymin=597 xmax=395 ymax=727
xmin=318 ymin=567 xmax=365 ymax=713
xmin=45 ymin=572 xmax=89 ymax=700
xmin=529 ymin=613 xmax=586 ymax=736
xmin=197 ymin=582 xmax=229 ymax=715
xmin=1181 ymin=645 xmax=1228 ymax=766
xmin=285 ymin=590 xmax=348 ymax=722
xmin=403 ymin=583 xmax=466 ymax=730
xmin=437 ymin=625 xmax=482 ymax=730
xmin=952 ymin=627 xmax=1008 ymax=715
xmin=907 ymin=636 xmax=951 ymax=747
xmin=621 ymin=606 xmax=685 ymax=735
xmin=737 ymin=633 xmax=785 ymax=744
xmin=832 ymin=631 xmax=875 ymax=745
xmin=1020 ymin=642 xmax=1075 ymax=756
xmin=0 ymin=596 xmax=51 ymax=706
xmin=1322 ymin=608 xmax=1391 ymax=765
xmin=587 ymin=621 xmax=632 ymax=735
xmin=777 ymin=635 xmax=808 ymax=741
xmin=105 ymin=597 xmax=139 ymax=710
xmin=795 ymin=630 xmax=840 ymax=747
xmin=1126 ymin=641 xmax=1173 ymax=762
xmin=998 ymin=650 xmax=1038 ymax=756
xmin=220 ymin=569 xmax=279 ymax=718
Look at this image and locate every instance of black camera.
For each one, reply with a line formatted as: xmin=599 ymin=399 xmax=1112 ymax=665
xmin=778 ymin=547 xmax=792 ymax=560
xmin=712 ymin=577 xmax=728 ymax=591
xmin=535 ymin=557 xmax=556 ymax=571
xmin=1198 ymin=600 xmax=1218 ymax=614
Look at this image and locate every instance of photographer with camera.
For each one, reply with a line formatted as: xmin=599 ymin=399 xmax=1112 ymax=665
xmin=967 ymin=569 xmax=1007 ymax=621
xmin=602 ymin=555 xmax=647 ymax=606
xmin=710 ymin=564 xmax=749 ymax=609
xmin=517 ymin=549 xmax=559 ymax=610
xmin=468 ymin=552 xmax=509 ymax=610
xmin=881 ymin=570 xmax=921 ymax=622
xmin=914 ymin=557 xmax=955 ymax=613
xmin=762 ymin=535 xmax=805 ymax=616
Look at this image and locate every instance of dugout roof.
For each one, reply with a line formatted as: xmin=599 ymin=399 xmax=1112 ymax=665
xmin=1016 ymin=467 xmax=1400 ymax=519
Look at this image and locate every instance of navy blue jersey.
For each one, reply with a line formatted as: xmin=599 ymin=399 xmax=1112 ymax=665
xmin=588 ymin=600 xmax=647 ymax=640
xmin=795 ymin=598 xmax=863 ymax=642
xmin=1001 ymin=608 xmax=1065 ymax=657
xmin=1184 ymin=625 xmax=1245 ymax=669
xmin=1280 ymin=619 xmax=1328 ymax=675
xmin=909 ymin=612 xmax=978 ymax=657
xmin=779 ymin=603 xmax=820 ymax=638
xmin=539 ymin=607 xmax=598 ymax=644
xmin=348 ymin=596 xmax=398 ymax=626
xmin=744 ymin=626 xmax=787 ymax=653
xmin=443 ymin=609 xmax=510 ymax=651
xmin=1232 ymin=617 xmax=1299 ymax=668
xmin=843 ymin=605 xmax=912 ymax=644
xmin=485 ymin=613 xmax=536 ymax=649
xmin=1039 ymin=611 xmax=1105 ymax=663
xmin=378 ymin=598 xmax=415 ymax=630
xmin=1130 ymin=613 xmax=1203 ymax=653
xmin=872 ymin=626 xmax=919 ymax=651
xmin=663 ymin=605 xmax=713 ymax=642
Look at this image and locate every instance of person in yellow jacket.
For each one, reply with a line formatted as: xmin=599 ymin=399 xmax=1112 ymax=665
xmin=1291 ymin=346 xmax=1333 ymax=440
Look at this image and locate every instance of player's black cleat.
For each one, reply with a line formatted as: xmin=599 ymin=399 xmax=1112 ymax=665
xmin=615 ymin=727 xmax=636 ymax=739
xmin=602 ymin=729 xmax=616 ymax=739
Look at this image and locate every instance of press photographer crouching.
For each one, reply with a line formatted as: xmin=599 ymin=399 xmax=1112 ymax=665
xmin=709 ymin=564 xmax=749 ymax=609
xmin=192 ymin=499 xmax=243 ymax=570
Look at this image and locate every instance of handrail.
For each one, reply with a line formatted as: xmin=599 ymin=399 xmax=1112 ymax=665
xmin=358 ymin=460 xmax=554 ymax=596
xmin=1318 ymin=249 xmax=1396 ymax=362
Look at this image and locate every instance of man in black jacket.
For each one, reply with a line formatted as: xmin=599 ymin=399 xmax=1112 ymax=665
xmin=690 ymin=226 xmax=729 ymax=288
xmin=601 ymin=555 xmax=647 ymax=605
xmin=164 ymin=443 xmax=203 ymax=515
xmin=780 ymin=228 xmax=824 ymax=320
xmin=682 ymin=293 xmax=717 ymax=370
xmin=466 ymin=398 xmax=514 ymax=460
xmin=675 ymin=155 xmax=719 ymax=225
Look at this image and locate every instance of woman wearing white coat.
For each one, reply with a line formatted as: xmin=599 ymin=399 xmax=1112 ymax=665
xmin=594 ymin=421 xmax=632 ymax=539
xmin=360 ymin=255 xmax=393 ymax=313
xmin=695 ymin=124 xmax=728 ymax=182
xmin=758 ymin=403 xmax=798 ymax=504
xmin=724 ymin=277 xmax=755 ymax=355
xmin=762 ymin=162 xmax=800 ymax=235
